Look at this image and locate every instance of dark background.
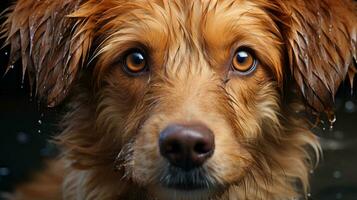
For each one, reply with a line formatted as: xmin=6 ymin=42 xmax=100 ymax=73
xmin=0 ymin=1 xmax=356 ymax=200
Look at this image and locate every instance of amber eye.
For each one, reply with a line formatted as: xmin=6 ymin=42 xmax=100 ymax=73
xmin=124 ymin=50 xmax=147 ymax=74
xmin=232 ymin=50 xmax=257 ymax=74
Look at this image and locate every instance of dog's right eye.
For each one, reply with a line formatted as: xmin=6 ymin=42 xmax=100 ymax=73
xmin=123 ymin=50 xmax=148 ymax=75
xmin=231 ymin=49 xmax=257 ymax=75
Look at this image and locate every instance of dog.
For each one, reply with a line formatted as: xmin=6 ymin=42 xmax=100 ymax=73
xmin=1 ymin=0 xmax=356 ymax=199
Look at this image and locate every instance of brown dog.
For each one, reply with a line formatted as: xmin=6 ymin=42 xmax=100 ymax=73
xmin=2 ymin=0 xmax=356 ymax=199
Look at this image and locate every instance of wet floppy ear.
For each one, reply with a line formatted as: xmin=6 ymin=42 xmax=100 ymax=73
xmin=281 ymin=0 xmax=357 ymax=113
xmin=1 ymin=0 xmax=95 ymax=107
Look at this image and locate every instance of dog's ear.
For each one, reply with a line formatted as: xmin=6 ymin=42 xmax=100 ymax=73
xmin=278 ymin=0 xmax=357 ymax=113
xmin=1 ymin=0 xmax=94 ymax=107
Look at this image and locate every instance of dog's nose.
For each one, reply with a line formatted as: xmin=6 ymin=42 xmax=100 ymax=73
xmin=159 ymin=123 xmax=215 ymax=171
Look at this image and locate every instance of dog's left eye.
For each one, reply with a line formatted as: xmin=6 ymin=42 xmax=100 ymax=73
xmin=123 ymin=50 xmax=148 ymax=75
xmin=231 ymin=49 xmax=257 ymax=74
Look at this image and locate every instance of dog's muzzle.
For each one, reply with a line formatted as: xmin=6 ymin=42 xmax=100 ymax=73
xmin=158 ymin=122 xmax=215 ymax=190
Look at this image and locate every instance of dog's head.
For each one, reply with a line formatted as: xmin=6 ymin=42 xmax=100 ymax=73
xmin=3 ymin=0 xmax=356 ymax=199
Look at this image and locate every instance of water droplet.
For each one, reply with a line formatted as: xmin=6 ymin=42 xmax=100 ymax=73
xmin=9 ymin=65 xmax=14 ymax=69
xmin=16 ymin=132 xmax=29 ymax=144
xmin=38 ymin=119 xmax=42 ymax=125
xmin=318 ymin=34 xmax=321 ymax=39
xmin=0 ymin=167 xmax=10 ymax=176
xmin=307 ymin=193 xmax=311 ymax=197
xmin=4 ymin=52 xmax=8 ymax=56
xmin=329 ymin=115 xmax=337 ymax=123
xmin=38 ymin=129 xmax=42 ymax=134
xmin=333 ymin=170 xmax=342 ymax=179
xmin=328 ymin=114 xmax=336 ymax=131
xmin=328 ymin=24 xmax=333 ymax=33
xmin=344 ymin=101 xmax=355 ymax=113
xmin=20 ymin=85 xmax=24 ymax=89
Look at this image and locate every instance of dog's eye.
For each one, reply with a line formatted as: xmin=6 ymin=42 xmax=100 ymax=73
xmin=123 ymin=50 xmax=147 ymax=74
xmin=232 ymin=50 xmax=257 ymax=74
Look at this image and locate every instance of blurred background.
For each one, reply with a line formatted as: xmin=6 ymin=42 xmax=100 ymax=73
xmin=0 ymin=1 xmax=356 ymax=200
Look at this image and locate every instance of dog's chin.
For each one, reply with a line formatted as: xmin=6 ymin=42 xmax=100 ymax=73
xmin=150 ymin=186 xmax=219 ymax=200
xmin=147 ymin=166 xmax=223 ymax=200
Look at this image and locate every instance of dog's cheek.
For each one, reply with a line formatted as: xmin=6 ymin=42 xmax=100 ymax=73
xmin=129 ymin=114 xmax=170 ymax=185
xmin=94 ymin=70 xmax=150 ymax=145
xmin=204 ymin=116 xmax=253 ymax=185
xmin=226 ymin=68 xmax=280 ymax=139
xmin=209 ymin=68 xmax=281 ymax=185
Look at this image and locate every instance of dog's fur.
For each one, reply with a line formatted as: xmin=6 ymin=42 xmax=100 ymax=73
xmin=1 ymin=0 xmax=357 ymax=199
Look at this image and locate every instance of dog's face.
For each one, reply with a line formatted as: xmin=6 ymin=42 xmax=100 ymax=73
xmin=4 ymin=0 xmax=356 ymax=199
xmin=97 ymin=0 xmax=283 ymax=198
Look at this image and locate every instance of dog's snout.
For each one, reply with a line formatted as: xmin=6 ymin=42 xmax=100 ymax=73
xmin=159 ymin=123 xmax=215 ymax=171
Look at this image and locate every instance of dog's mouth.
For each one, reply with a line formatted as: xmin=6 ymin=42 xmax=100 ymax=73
xmin=159 ymin=165 xmax=217 ymax=191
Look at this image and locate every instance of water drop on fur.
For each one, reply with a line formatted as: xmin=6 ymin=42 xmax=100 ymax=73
xmin=4 ymin=52 xmax=8 ymax=56
xmin=327 ymin=113 xmax=336 ymax=131
xmin=319 ymin=120 xmax=327 ymax=131
xmin=38 ymin=119 xmax=42 ymax=125
xmin=20 ymin=79 xmax=25 ymax=89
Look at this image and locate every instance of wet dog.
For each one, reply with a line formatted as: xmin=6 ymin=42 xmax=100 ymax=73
xmin=2 ymin=0 xmax=356 ymax=199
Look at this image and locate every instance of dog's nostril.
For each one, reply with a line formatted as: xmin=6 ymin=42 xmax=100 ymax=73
xmin=166 ymin=141 xmax=181 ymax=154
xmin=159 ymin=122 xmax=215 ymax=171
xmin=194 ymin=142 xmax=211 ymax=154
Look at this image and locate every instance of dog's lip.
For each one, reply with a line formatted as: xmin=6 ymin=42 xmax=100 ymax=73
xmin=159 ymin=165 xmax=216 ymax=191
xmin=162 ymin=180 xmax=207 ymax=191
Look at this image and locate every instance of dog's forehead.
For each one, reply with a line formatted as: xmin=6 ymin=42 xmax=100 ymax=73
xmin=99 ymin=0 xmax=282 ymax=66
xmin=105 ymin=0 xmax=275 ymax=42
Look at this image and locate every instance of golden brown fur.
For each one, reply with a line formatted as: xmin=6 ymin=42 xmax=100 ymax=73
xmin=1 ymin=0 xmax=356 ymax=199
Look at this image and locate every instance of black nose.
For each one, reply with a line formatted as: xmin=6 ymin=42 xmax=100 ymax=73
xmin=159 ymin=123 xmax=215 ymax=171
